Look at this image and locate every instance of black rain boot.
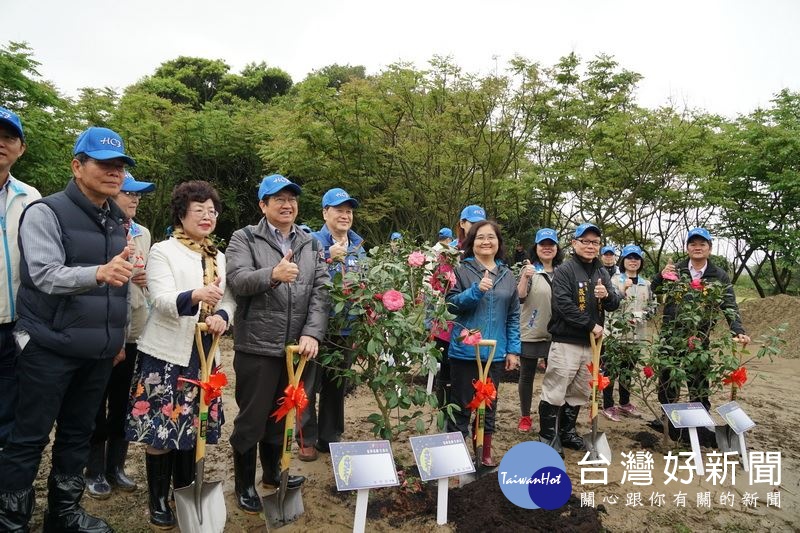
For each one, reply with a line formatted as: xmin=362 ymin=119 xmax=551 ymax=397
xmin=42 ymin=474 xmax=113 ymax=533
xmin=233 ymin=446 xmax=262 ymax=514
xmin=105 ymin=439 xmax=137 ymax=492
xmin=172 ymin=448 xmax=196 ymax=490
xmin=560 ymin=404 xmax=585 ymax=450
xmin=0 ymin=487 xmax=35 ymax=532
xmin=145 ymin=452 xmax=175 ymax=529
xmin=260 ymin=441 xmax=305 ymax=490
xmin=537 ymin=400 xmax=563 ymax=455
xmin=84 ymin=441 xmax=111 ymax=500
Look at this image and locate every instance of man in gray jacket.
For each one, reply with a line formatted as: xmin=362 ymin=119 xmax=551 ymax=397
xmin=225 ymin=174 xmax=330 ymax=514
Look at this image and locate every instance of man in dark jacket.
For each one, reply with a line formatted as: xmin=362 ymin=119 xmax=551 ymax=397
xmin=225 ymin=174 xmax=330 ymax=514
xmin=651 ymin=228 xmax=750 ymax=411
xmin=0 ymin=127 xmax=134 ymax=532
xmin=539 ymin=223 xmax=619 ymax=453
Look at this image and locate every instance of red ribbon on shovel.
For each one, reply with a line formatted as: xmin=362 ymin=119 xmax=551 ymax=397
xmin=270 ymin=382 xmax=309 ymax=422
xmin=466 ymin=378 xmax=497 ymax=411
xmin=178 ymin=372 xmax=228 ymax=405
xmin=723 ymin=366 xmax=747 ymax=388
xmin=586 ymin=362 xmax=610 ymax=391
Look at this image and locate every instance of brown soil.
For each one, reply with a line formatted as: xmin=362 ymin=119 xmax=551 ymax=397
xmin=22 ymin=296 xmax=800 ymax=532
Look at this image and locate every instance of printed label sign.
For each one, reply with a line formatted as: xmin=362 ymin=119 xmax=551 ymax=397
xmin=661 ymin=402 xmax=715 ymax=428
xmin=716 ymin=401 xmax=755 ymax=435
xmin=408 ymin=432 xmax=475 ymax=481
xmin=329 ymin=441 xmax=400 ymax=491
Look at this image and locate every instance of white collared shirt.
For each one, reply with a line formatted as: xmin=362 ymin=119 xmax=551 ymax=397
xmin=689 ymin=261 xmax=708 ymax=280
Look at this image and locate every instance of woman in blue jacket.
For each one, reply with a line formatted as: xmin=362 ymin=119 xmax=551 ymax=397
xmin=446 ymin=220 xmax=521 ymax=466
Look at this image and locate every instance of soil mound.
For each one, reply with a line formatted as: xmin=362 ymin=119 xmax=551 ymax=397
xmin=448 ymin=473 xmax=602 ymax=532
xmin=738 ymin=294 xmax=798 ymax=356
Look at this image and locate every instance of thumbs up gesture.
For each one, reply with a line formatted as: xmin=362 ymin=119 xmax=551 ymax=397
xmin=593 ymin=277 xmax=608 ymax=299
xmin=192 ymin=276 xmax=224 ymax=307
xmin=96 ymin=246 xmax=134 ymax=287
xmin=272 ymin=249 xmax=300 ymax=283
xmin=478 ymin=269 xmax=493 ymax=292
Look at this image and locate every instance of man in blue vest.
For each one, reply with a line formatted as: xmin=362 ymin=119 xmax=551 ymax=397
xmin=0 ymin=107 xmax=41 ymax=450
xmin=0 ymin=127 xmax=134 ymax=532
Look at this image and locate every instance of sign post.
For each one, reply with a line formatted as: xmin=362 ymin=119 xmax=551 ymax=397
xmin=661 ymin=402 xmax=716 ymax=475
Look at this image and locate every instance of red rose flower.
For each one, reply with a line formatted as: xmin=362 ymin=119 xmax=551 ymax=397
xmin=643 ymin=366 xmax=655 ymax=379
xmin=687 ymin=335 xmax=701 ymax=350
xmin=690 ymin=279 xmax=703 ymax=290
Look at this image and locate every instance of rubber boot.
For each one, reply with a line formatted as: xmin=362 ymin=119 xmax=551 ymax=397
xmin=84 ymin=440 xmax=111 ymax=500
xmin=259 ymin=441 xmax=305 ymax=490
xmin=0 ymin=487 xmax=35 ymax=532
xmin=105 ymin=439 xmax=137 ymax=492
xmin=537 ymin=400 xmax=563 ymax=455
xmin=481 ymin=433 xmax=497 ymax=467
xmin=559 ymin=404 xmax=585 ymax=450
xmin=172 ymin=448 xmax=196 ymax=490
xmin=145 ymin=452 xmax=175 ymax=529
xmin=42 ymin=474 xmax=113 ymax=533
xmin=233 ymin=446 xmax=262 ymax=514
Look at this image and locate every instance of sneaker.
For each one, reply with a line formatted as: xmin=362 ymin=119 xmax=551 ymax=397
xmin=618 ymin=403 xmax=641 ymax=417
xmin=601 ymin=406 xmax=621 ymax=422
xmin=517 ymin=416 xmax=532 ymax=433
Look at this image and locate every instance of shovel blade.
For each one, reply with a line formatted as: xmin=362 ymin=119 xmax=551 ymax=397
xmin=174 ymin=480 xmax=226 ymax=533
xmin=263 ymin=486 xmax=304 ymax=529
xmin=582 ymin=430 xmax=613 ymax=463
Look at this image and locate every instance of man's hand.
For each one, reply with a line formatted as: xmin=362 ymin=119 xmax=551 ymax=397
xmin=592 ymin=324 xmax=604 ymax=339
xmin=298 ymin=335 xmax=319 ymax=359
xmin=478 ymin=269 xmax=493 ymax=292
xmin=97 ymin=247 xmax=134 ymax=287
xmin=505 ymin=354 xmax=520 ymax=371
xmin=112 ymin=348 xmax=126 ymax=367
xmin=131 ymin=271 xmax=147 ymax=288
xmin=329 ymin=240 xmax=347 ymax=261
xmin=204 ymin=313 xmax=228 ymax=335
xmin=593 ymin=278 xmax=608 ymax=300
xmin=192 ymin=277 xmax=223 ymax=307
xmin=734 ymin=333 xmax=751 ymax=346
xmin=272 ymin=250 xmax=299 ymax=283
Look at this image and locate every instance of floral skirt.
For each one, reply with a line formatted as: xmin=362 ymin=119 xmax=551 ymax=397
xmin=125 ymin=345 xmax=224 ymax=450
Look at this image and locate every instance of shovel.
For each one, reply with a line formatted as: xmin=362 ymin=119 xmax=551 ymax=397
xmin=264 ymin=345 xmax=307 ymax=529
xmin=583 ymin=333 xmax=612 ymax=463
xmin=472 ymin=339 xmax=496 ymax=478
xmin=175 ymin=323 xmax=226 ymax=533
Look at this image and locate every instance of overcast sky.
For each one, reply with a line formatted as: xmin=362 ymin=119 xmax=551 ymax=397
xmin=4 ymin=0 xmax=799 ymax=117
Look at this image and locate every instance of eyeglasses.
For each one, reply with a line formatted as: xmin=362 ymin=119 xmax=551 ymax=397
xmin=271 ymin=196 xmax=298 ymax=206
xmin=121 ymin=191 xmax=142 ymax=198
xmin=575 ymin=238 xmax=601 ymax=246
xmin=188 ymin=208 xmax=219 ymax=219
xmin=475 ymin=234 xmax=498 ymax=242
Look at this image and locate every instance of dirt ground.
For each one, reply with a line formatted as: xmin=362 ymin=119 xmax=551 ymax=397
xmin=23 ymin=295 xmax=800 ymax=532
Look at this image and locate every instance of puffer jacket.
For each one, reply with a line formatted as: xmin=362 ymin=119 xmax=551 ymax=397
xmin=446 ymin=258 xmax=521 ymax=362
xmin=226 ymin=219 xmax=330 ymax=357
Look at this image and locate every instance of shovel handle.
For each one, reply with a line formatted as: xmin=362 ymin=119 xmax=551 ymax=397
xmin=194 ymin=323 xmax=222 ymax=464
xmin=280 ymin=345 xmax=308 ymax=472
xmin=589 ymin=333 xmax=602 ymax=419
xmin=285 ymin=345 xmax=307 ymax=387
xmin=473 ymin=339 xmax=496 ymax=456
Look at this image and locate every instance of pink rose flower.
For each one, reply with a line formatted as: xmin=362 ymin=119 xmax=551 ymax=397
xmin=430 ymin=264 xmax=456 ymax=293
xmin=132 ymin=400 xmax=150 ymax=417
xmin=687 ymin=335 xmax=701 ymax=350
xmin=690 ymin=279 xmax=703 ymax=290
xmin=662 ymin=271 xmax=678 ymax=281
xmin=382 ymin=289 xmax=405 ymax=311
xmin=459 ymin=328 xmax=482 ymax=345
xmin=407 ymin=251 xmax=426 ymax=267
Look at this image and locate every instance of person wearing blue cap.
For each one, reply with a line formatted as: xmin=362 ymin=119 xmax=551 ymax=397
xmin=650 ymin=228 xmax=750 ymax=445
xmin=225 ymin=174 xmax=330 ymax=513
xmin=298 ymin=187 xmax=366 ymax=461
xmin=83 ymin=172 xmax=156 ymax=499
xmin=538 ymin=222 xmax=619 ymax=453
xmin=0 ymin=107 xmax=41 ymax=453
xmin=601 ymin=245 xmax=654 ymax=423
xmin=600 ymin=245 xmax=619 ymax=278
xmin=0 ymin=126 xmax=136 ymax=532
xmin=453 ymin=205 xmax=486 ymax=248
xmin=516 ymin=228 xmax=562 ymax=433
xmin=433 ymin=227 xmax=453 ymax=251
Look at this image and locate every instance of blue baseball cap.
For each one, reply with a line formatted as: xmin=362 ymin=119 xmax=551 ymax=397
xmin=600 ymin=245 xmax=617 ymax=256
xmin=687 ymin=227 xmax=712 ymax=243
xmin=298 ymin=224 xmax=313 ymax=234
xmin=390 ymin=232 xmax=402 ymax=241
xmin=535 ymin=228 xmax=558 ymax=244
xmin=258 ymin=174 xmax=301 ymax=200
xmin=73 ymin=127 xmax=135 ymax=166
xmin=0 ymin=107 xmax=24 ymax=141
xmin=438 ymin=227 xmax=453 ymax=239
xmin=574 ymin=223 xmax=602 ymax=238
xmin=621 ymin=245 xmax=644 ymax=259
xmin=322 ymin=187 xmax=359 ymax=208
xmin=459 ymin=205 xmax=486 ymax=223
xmin=121 ymin=171 xmax=155 ymax=193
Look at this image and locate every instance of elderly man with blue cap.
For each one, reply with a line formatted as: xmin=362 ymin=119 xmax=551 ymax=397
xmin=225 ymin=174 xmax=330 ymax=514
xmin=650 ymin=227 xmax=750 ymax=445
xmin=538 ymin=222 xmax=619 ymax=454
xmin=293 ymin=187 xmax=367 ymax=462
xmin=0 ymin=126 xmax=135 ymax=532
xmin=0 ymin=107 xmax=41 ymax=452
